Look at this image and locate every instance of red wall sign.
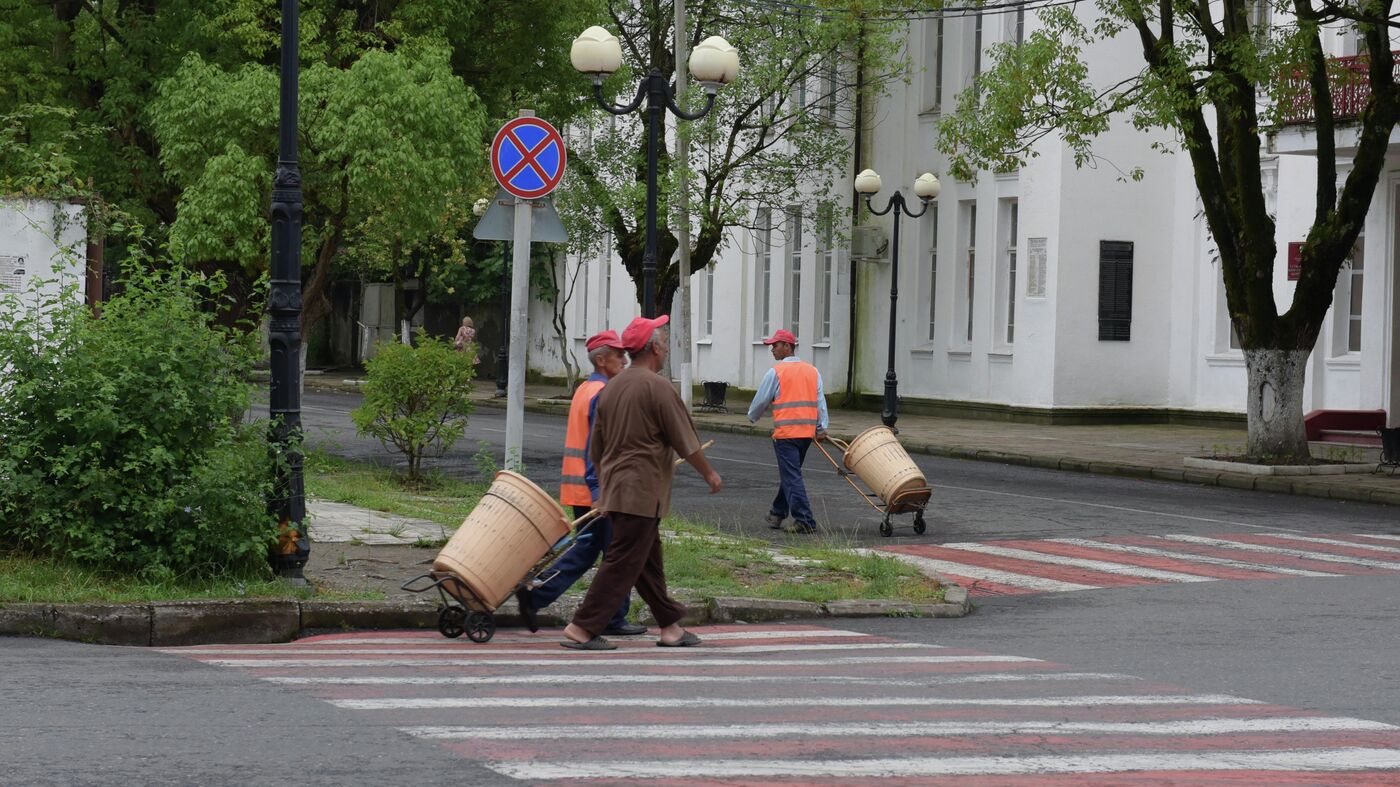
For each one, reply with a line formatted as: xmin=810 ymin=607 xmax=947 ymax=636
xmin=1287 ymin=242 xmax=1303 ymax=281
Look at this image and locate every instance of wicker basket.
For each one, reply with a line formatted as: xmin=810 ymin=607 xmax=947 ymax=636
xmin=843 ymin=426 xmax=928 ymax=505
xmin=432 ymin=471 xmax=571 ymax=611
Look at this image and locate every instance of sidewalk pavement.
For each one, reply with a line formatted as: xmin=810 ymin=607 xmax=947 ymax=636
xmin=309 ymin=372 xmax=1400 ymax=507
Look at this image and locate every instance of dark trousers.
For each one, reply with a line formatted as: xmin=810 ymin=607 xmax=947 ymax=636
xmin=572 ymin=512 xmax=685 ymax=636
xmin=530 ymin=506 xmax=630 ymax=629
xmin=769 ymin=437 xmax=815 ymax=527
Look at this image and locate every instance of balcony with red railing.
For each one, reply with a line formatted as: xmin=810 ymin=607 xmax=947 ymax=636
xmin=1279 ymin=52 xmax=1400 ymax=126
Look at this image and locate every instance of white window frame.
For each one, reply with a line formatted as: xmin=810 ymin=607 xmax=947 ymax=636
xmin=1333 ymin=235 xmax=1364 ymax=356
xmin=818 ymin=217 xmax=834 ymax=341
xmin=786 ymin=208 xmax=802 ymax=338
xmin=998 ymin=199 xmax=1018 ymax=347
xmin=756 ymin=208 xmax=773 ymax=337
xmin=703 ymin=263 xmax=715 ymax=339
xmin=926 ymin=204 xmax=940 ymax=342
xmin=958 ymin=201 xmax=978 ymax=345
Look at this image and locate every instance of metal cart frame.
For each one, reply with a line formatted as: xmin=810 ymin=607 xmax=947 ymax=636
xmin=815 ymin=436 xmax=931 ymax=537
xmin=402 ymin=509 xmax=602 ymax=641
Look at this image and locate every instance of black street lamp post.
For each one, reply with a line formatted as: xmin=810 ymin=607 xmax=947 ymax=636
xmin=495 ymin=242 xmax=509 ymax=397
xmin=855 ymin=169 xmax=941 ymax=433
xmin=571 ymin=27 xmax=739 ymax=319
xmin=268 ymin=0 xmax=308 ymax=579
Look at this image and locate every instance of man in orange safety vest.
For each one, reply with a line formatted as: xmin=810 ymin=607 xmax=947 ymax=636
xmin=514 ymin=329 xmax=645 ymax=636
xmin=747 ymin=328 xmax=828 ymax=534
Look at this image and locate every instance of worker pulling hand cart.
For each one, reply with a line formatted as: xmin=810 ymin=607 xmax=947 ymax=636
xmin=815 ymin=426 xmax=931 ymax=537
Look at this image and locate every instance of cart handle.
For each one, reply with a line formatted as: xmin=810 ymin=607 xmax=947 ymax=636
xmin=673 ymin=439 xmax=715 ymax=466
xmin=570 ymin=508 xmax=602 ymax=529
xmin=825 ymin=434 xmax=851 ymax=453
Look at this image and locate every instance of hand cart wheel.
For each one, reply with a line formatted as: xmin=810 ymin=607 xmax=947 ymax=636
xmin=879 ymin=514 xmax=894 ymax=538
xmin=912 ymin=511 xmax=927 ymax=535
xmin=438 ymin=605 xmax=467 ymax=639
xmin=465 ymin=611 xmax=496 ymax=643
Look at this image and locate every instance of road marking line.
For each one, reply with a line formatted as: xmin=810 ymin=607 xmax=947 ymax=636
xmin=871 ymin=551 xmax=1100 ymax=592
xmin=263 ymin=671 xmax=1135 ymax=687
xmin=487 ymin=748 xmax=1400 ymax=779
xmin=926 ymin=482 xmax=1305 ymax=532
xmin=171 ymin=642 xmax=928 ymax=657
xmin=1355 ymin=534 xmax=1400 ymax=542
xmin=1046 ymin=538 xmax=1343 ymax=578
xmin=276 ymin=629 xmax=871 ymax=647
xmin=406 ymin=716 xmax=1394 ymax=740
xmin=1255 ymin=533 xmax=1400 ymax=555
xmin=328 ymin=694 xmax=1255 ymax=710
xmin=195 ymin=654 xmax=1044 ymax=668
xmin=939 ymin=543 xmax=1217 ymax=583
xmin=1161 ymin=535 xmax=1400 ymax=570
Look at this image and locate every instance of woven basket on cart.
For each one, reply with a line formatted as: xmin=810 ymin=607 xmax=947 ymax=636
xmin=842 ymin=426 xmax=929 ymax=506
xmin=433 ymin=471 xmax=571 ymax=611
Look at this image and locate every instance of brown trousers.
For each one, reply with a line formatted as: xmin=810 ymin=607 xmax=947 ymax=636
xmin=571 ymin=512 xmax=685 ymax=635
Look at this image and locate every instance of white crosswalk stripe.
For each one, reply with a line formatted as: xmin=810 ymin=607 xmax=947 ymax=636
xmin=878 ymin=531 xmax=1400 ymax=597
xmin=166 ymin=624 xmax=1400 ymax=782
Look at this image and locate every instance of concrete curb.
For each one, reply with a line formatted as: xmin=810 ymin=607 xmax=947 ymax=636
xmin=0 ymin=590 xmax=973 ymax=647
xmin=303 ymin=377 xmax=1399 ymax=507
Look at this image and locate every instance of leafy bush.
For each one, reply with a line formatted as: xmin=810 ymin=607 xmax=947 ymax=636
xmin=352 ymin=333 xmax=475 ymax=484
xmin=0 ymin=269 xmax=277 ymax=578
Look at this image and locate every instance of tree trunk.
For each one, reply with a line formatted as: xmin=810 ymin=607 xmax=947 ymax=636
xmin=1243 ymin=348 xmax=1310 ymax=462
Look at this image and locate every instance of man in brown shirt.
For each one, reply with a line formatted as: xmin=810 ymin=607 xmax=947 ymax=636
xmin=562 ymin=315 xmax=722 ymax=651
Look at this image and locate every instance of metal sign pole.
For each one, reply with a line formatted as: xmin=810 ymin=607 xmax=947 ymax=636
xmin=503 ymin=112 xmax=537 ymax=472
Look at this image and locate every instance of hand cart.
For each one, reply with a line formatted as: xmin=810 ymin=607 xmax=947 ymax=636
xmin=401 ymin=508 xmax=602 ymax=642
xmin=815 ymin=435 xmax=931 ymax=538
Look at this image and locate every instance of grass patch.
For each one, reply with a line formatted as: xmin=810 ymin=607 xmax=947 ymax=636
xmin=305 ymin=450 xmax=489 ymax=536
xmin=638 ymin=519 xmax=944 ymax=606
xmin=0 ymin=552 xmax=373 ymax=604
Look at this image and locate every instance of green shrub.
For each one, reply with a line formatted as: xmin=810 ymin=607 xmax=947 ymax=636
xmin=0 ymin=269 xmax=277 ymax=578
xmin=352 ymin=333 xmax=475 ymax=484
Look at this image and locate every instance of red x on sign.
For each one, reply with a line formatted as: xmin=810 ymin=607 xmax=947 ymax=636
xmin=490 ymin=117 xmax=567 ymax=200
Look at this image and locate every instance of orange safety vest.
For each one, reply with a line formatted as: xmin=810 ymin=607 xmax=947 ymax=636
xmin=560 ymin=378 xmax=606 ymax=506
xmin=771 ymin=361 xmax=821 ymax=439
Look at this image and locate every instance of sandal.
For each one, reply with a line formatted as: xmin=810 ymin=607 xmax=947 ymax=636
xmin=657 ymin=630 xmax=702 ymax=648
xmin=560 ymin=635 xmax=617 ymax=651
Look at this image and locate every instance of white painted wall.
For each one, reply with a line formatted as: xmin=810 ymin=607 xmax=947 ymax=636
xmin=0 ymin=198 xmax=87 ymax=309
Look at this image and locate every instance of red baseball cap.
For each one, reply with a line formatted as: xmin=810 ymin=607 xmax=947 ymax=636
xmin=585 ymin=330 xmax=625 ymax=352
xmin=762 ymin=329 xmax=798 ymax=346
xmin=620 ymin=314 xmax=670 ymax=352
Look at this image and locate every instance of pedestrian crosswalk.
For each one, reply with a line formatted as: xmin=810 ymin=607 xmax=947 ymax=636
xmin=879 ymin=531 xmax=1400 ymax=596
xmin=165 ymin=625 xmax=1400 ymax=782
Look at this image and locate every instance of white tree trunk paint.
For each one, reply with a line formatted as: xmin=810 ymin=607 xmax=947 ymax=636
xmin=1243 ymin=348 xmax=1310 ymax=460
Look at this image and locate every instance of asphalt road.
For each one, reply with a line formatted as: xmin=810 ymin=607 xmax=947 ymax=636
xmin=4 ymin=390 xmax=1397 ymax=784
xmin=283 ymin=388 xmax=1400 ymax=547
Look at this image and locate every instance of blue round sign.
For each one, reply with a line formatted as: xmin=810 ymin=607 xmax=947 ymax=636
xmin=490 ymin=117 xmax=567 ymax=200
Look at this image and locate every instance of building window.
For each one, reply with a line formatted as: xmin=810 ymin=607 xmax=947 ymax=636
xmin=796 ymin=76 xmax=807 ymax=110
xmin=818 ymin=217 xmax=833 ymax=341
xmin=1336 ymin=236 xmax=1364 ymax=354
xmin=1002 ymin=200 xmax=1018 ymax=345
xmin=933 ymin=16 xmax=945 ymax=110
xmin=704 ymin=264 xmax=715 ymax=339
xmin=927 ymin=204 xmax=939 ymax=341
xmin=787 ymin=209 xmax=802 ymax=338
xmin=757 ymin=208 xmax=772 ymax=337
xmin=602 ymin=231 xmax=612 ymax=319
xmin=1098 ymin=240 xmax=1134 ymax=341
xmin=1014 ymin=8 xmax=1026 ymax=45
xmin=822 ymin=60 xmax=838 ymax=121
xmin=580 ymin=260 xmax=590 ymax=331
xmin=960 ymin=202 xmax=977 ymax=343
xmin=972 ymin=13 xmax=983 ymax=92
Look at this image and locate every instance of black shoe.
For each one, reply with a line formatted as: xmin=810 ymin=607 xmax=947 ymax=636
xmin=765 ymin=514 xmax=785 ymax=530
xmin=514 ymin=587 xmax=538 ymax=633
xmin=603 ymin=621 xmax=648 ymax=636
xmin=784 ymin=522 xmax=817 ymax=534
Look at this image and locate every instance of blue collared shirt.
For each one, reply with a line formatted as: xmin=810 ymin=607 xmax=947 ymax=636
xmin=747 ymin=356 xmax=829 ymax=432
xmin=583 ymin=371 xmax=608 ymax=501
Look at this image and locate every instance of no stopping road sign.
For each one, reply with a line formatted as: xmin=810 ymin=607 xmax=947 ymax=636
xmin=490 ymin=116 xmax=566 ymax=200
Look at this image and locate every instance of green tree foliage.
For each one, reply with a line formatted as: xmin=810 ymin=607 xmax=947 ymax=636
xmin=352 ymin=333 xmax=477 ymax=483
xmin=564 ymin=0 xmax=905 ymax=313
xmin=0 ymin=269 xmax=276 ymax=579
xmin=148 ymin=41 xmax=487 ymax=331
xmin=938 ymin=2 xmax=1399 ymax=461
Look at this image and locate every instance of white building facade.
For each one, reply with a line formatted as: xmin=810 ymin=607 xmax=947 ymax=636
xmin=527 ymin=12 xmax=1398 ymax=426
xmin=0 ymin=198 xmax=92 ymax=309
